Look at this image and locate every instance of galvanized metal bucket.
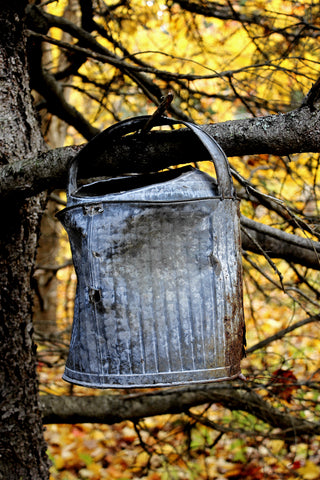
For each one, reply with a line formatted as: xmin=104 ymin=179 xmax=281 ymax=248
xmin=58 ymin=115 xmax=245 ymax=388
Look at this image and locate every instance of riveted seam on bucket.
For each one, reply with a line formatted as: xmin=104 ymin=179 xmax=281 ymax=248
xmin=83 ymin=203 xmax=104 ymax=215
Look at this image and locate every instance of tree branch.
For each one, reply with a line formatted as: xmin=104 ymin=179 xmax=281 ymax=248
xmin=246 ymin=314 xmax=320 ymax=353
xmin=40 ymin=384 xmax=320 ymax=441
xmin=35 ymin=68 xmax=99 ymax=140
xmin=79 ymin=0 xmax=94 ymax=32
xmin=173 ymin=0 xmax=320 ymax=40
xmin=301 ymin=74 xmax=320 ymax=110
xmin=241 ymin=216 xmax=320 ymax=270
xmin=1 ymin=107 xmax=320 ymax=197
xmin=0 ymin=145 xmax=81 ymax=197
xmin=27 ymin=7 xmax=166 ymax=104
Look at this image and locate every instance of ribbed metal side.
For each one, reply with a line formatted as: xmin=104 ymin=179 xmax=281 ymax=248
xmin=61 ymin=198 xmax=244 ymax=388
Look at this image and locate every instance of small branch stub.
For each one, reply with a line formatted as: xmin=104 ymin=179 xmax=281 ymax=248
xmin=140 ymin=92 xmax=174 ymax=134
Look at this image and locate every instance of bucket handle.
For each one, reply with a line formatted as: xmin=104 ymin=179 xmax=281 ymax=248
xmin=68 ymin=115 xmax=234 ymax=198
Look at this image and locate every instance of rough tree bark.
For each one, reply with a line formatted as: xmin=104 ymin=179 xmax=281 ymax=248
xmin=0 ymin=2 xmax=49 ymax=479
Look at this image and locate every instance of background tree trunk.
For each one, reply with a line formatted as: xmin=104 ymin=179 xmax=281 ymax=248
xmin=33 ymin=200 xmax=60 ymax=335
xmin=0 ymin=3 xmax=49 ymax=479
xmin=33 ymin=0 xmax=78 ymax=336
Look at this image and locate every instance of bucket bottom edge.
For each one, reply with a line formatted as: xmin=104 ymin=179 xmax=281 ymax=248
xmin=62 ymin=365 xmax=242 ymax=389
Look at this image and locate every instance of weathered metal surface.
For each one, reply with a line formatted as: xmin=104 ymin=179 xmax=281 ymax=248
xmin=57 ymin=116 xmax=245 ymax=388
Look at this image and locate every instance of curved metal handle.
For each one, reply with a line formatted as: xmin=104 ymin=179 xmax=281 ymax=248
xmin=68 ymin=115 xmax=234 ymax=198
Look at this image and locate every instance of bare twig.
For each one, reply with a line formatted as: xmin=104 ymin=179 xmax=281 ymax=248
xmin=247 ymin=314 xmax=320 ymax=353
xmin=301 ymin=74 xmax=320 ymax=109
xmin=139 ymin=92 xmax=174 ymax=134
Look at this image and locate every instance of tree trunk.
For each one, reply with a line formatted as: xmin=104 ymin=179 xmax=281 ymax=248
xmin=33 ymin=0 xmax=77 ymax=335
xmin=33 ymin=199 xmax=60 ymax=335
xmin=0 ymin=3 xmax=49 ymax=479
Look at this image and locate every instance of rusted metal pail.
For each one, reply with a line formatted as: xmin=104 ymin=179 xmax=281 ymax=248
xmin=57 ymin=115 xmax=245 ymax=388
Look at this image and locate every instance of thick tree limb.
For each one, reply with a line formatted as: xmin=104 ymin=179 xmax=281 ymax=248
xmin=0 ymin=145 xmax=81 ymax=198
xmin=1 ymin=107 xmax=320 ymax=198
xmin=241 ymin=216 xmax=320 ymax=270
xmin=40 ymin=385 xmax=320 ymax=441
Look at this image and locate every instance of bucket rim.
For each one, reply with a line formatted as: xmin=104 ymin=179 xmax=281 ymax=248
xmin=62 ymin=365 xmax=243 ymax=389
